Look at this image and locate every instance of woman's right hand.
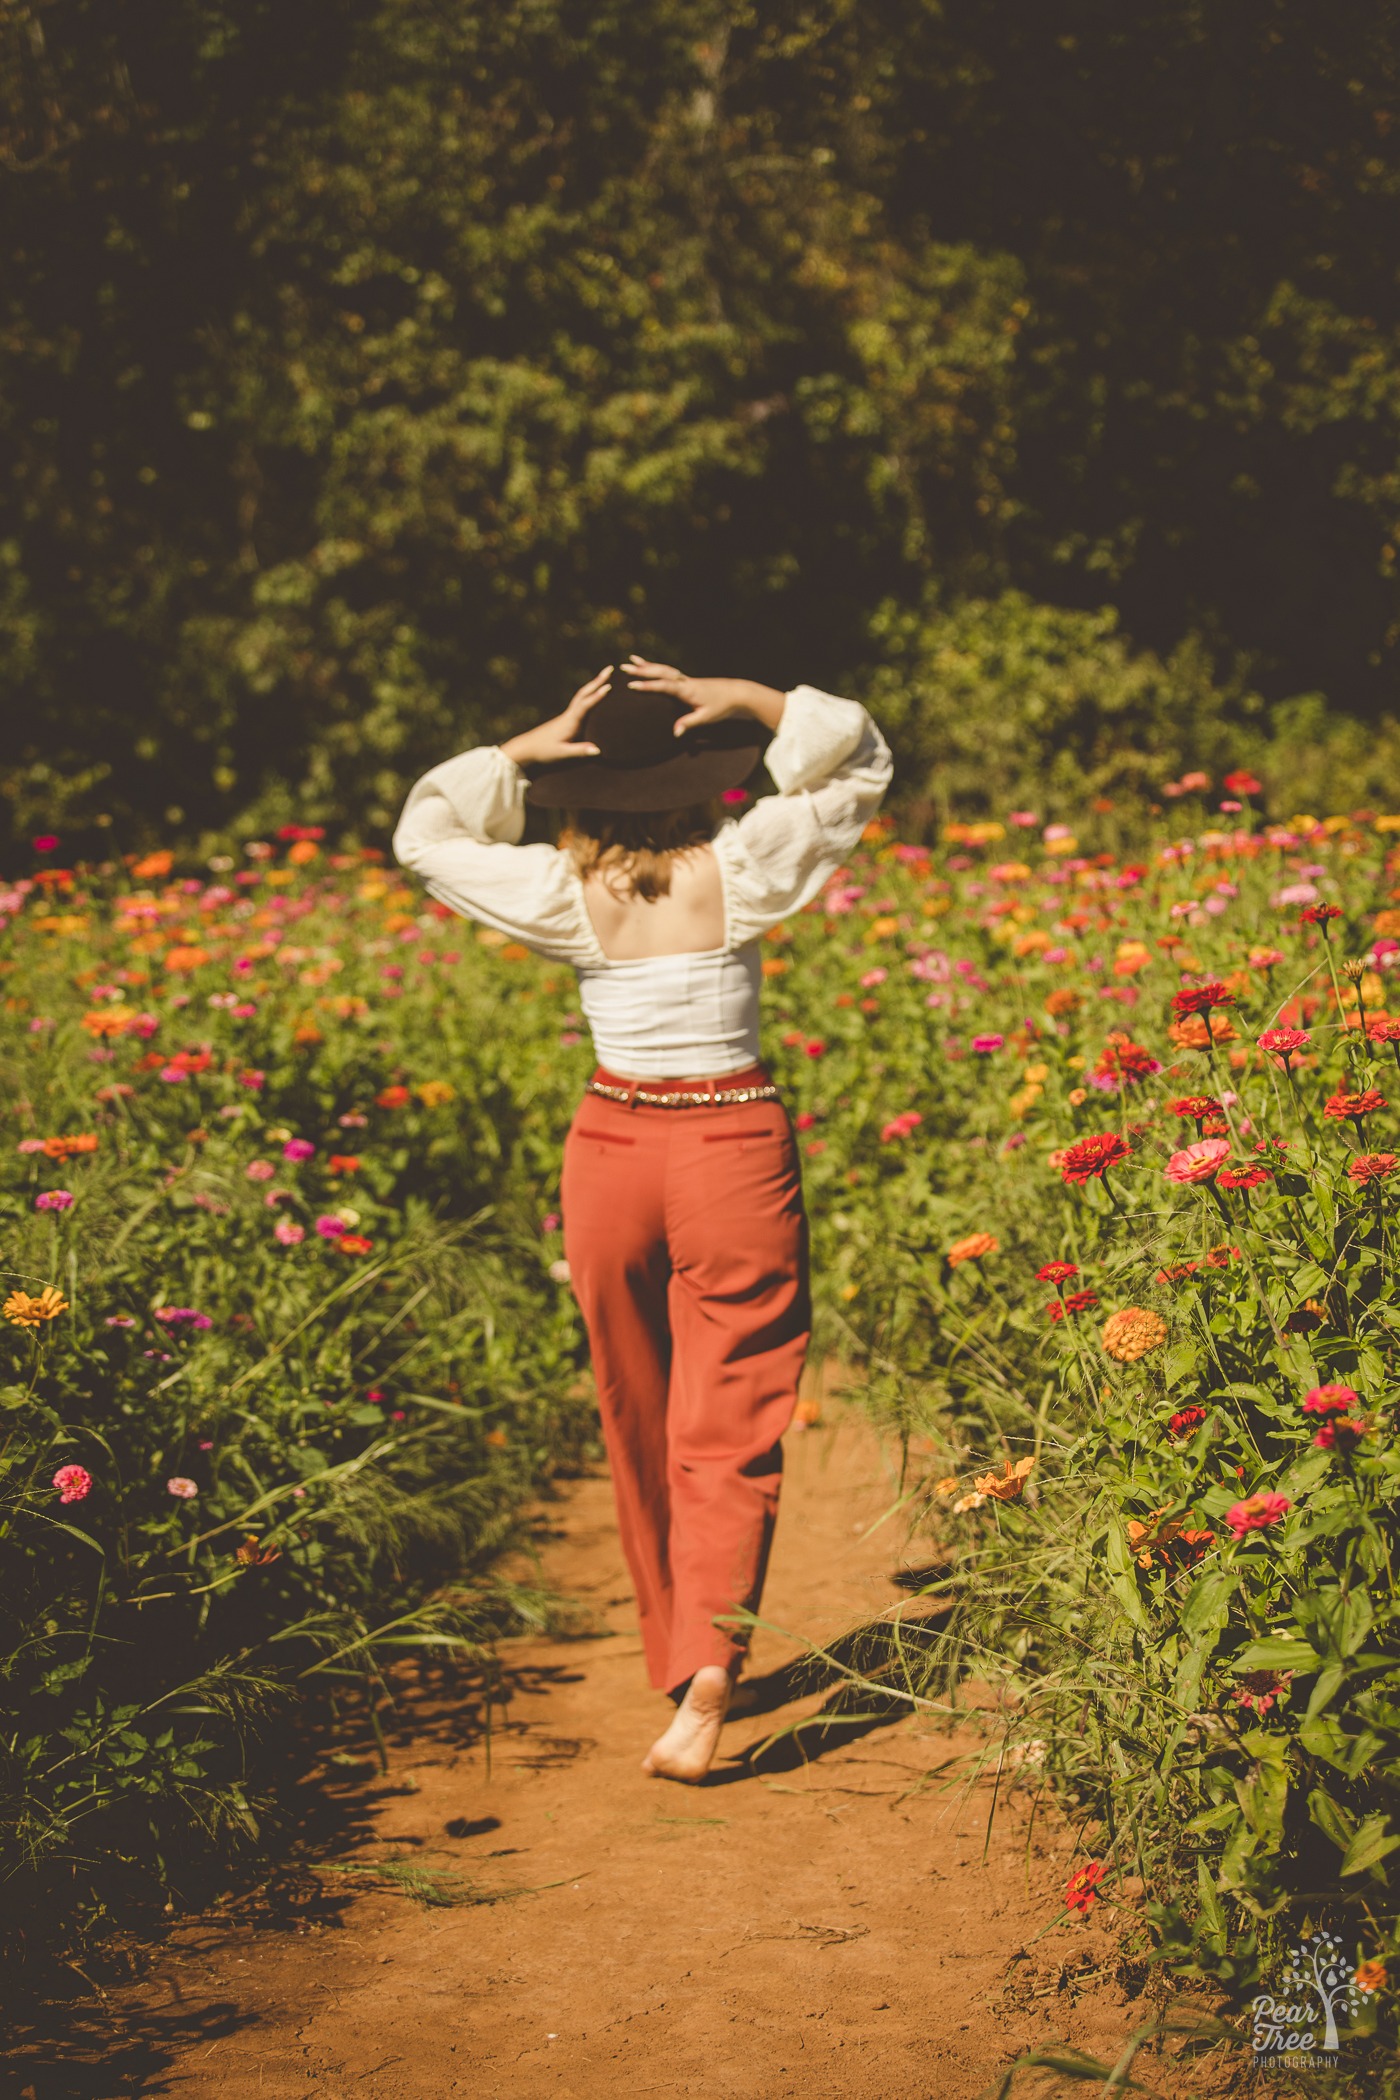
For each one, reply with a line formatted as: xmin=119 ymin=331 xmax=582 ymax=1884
xmin=499 ymin=666 xmax=612 ymax=766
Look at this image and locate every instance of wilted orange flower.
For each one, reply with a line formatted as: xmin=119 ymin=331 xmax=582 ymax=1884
xmin=1101 ymin=1308 xmax=1168 ymax=1362
xmin=1125 ymin=1508 xmax=1215 ymax=1568
xmin=4 ymin=1286 xmax=69 ymax=1328
xmin=233 ymin=1535 xmax=282 ymax=1568
xmin=972 ymin=1456 xmax=1035 ymax=1502
xmin=947 ymin=1232 xmax=999 ymax=1266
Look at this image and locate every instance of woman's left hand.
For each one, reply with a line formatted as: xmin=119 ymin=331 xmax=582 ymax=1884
xmin=624 ymin=657 xmax=786 ymax=734
xmin=500 ymin=666 xmax=612 ymax=766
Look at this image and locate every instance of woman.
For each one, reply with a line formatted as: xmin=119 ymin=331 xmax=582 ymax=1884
xmin=393 ymin=657 xmax=891 ymax=1780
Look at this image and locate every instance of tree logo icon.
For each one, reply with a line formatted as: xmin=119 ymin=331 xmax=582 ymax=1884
xmin=1251 ymin=1932 xmax=1362 ymax=2063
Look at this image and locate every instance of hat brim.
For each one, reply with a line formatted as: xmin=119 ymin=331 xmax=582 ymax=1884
xmin=523 ymin=732 xmax=767 ymax=813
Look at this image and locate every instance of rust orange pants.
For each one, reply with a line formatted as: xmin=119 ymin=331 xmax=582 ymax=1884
xmin=560 ymin=1065 xmax=810 ymax=1695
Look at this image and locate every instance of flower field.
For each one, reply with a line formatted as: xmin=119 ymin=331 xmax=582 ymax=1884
xmin=4 ymin=793 xmax=1400 ymax=2037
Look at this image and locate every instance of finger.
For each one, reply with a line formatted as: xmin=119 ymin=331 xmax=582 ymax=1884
xmin=575 ymin=682 xmax=610 ymax=717
xmin=626 ymin=655 xmax=683 ymax=680
xmin=570 ymin=665 xmax=613 ymax=707
xmin=672 ymin=707 xmax=710 ymax=738
xmin=559 ymin=740 xmax=602 ymax=758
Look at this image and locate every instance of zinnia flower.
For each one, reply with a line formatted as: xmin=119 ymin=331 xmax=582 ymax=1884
xmin=53 ymin=1464 xmax=92 ymax=1503
xmin=1059 ymin=1133 xmax=1131 ymax=1185
xmin=970 ymin=1034 xmax=1004 ymax=1055
xmin=947 ymin=1232 xmax=999 ymax=1266
xmin=1301 ymin=902 xmax=1343 ymax=929
xmin=1302 ymin=1383 xmax=1358 ymax=1415
xmin=1046 ymin=1288 xmax=1099 ymax=1322
xmin=3 ymin=1286 xmax=69 ymax=1328
xmin=1217 ymin=1166 xmax=1272 ymax=1190
xmin=1168 ymin=1406 xmax=1206 ymax=1438
xmin=282 ymin=1138 xmax=316 ymax=1161
xmin=1171 ymin=981 xmax=1233 ymax=1017
xmin=1036 ymin=1261 xmax=1078 ymax=1284
xmin=336 ymin=1233 xmax=374 ymax=1255
xmin=1225 ymin=1491 xmax=1291 ymax=1538
xmin=1065 ymin=1862 xmax=1105 ymax=1915
xmin=1327 ymin=1087 xmax=1387 ymax=1124
xmin=274 ymin=1219 xmax=306 ymax=1246
xmin=167 ymin=1477 xmax=199 ymax=1499
xmin=1223 ymin=769 xmax=1262 ymax=796
xmin=35 ymin=1190 xmax=73 ymax=1211
xmin=1093 ymin=1038 xmax=1161 ymax=1088
xmin=1349 ymin=1153 xmax=1399 ymax=1182
xmin=153 ymin=1306 xmax=213 ymax=1330
xmin=1233 ymin=1671 xmax=1290 ymax=1716
xmin=1101 ymin=1308 xmax=1167 ymax=1362
xmin=880 ymin=1110 xmax=923 ymax=1142
xmin=245 ymin=1160 xmax=276 ymax=1182
xmin=1257 ymin=1026 xmax=1311 ymax=1064
xmin=1169 ymin=1095 xmax=1223 ymax=1122
xmin=1164 ymin=1138 xmax=1231 ymax=1185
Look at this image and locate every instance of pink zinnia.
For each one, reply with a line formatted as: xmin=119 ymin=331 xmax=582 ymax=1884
xmin=53 ymin=1464 xmax=92 ymax=1504
xmin=283 ymin=1138 xmax=316 ymax=1161
xmin=971 ymin=1034 xmax=1004 ymax=1055
xmin=315 ymin=1214 xmax=348 ymax=1239
xmin=245 ymin=1160 xmax=276 ymax=1182
xmin=274 ymin=1219 xmax=306 ymax=1246
xmin=1225 ymin=1491 xmax=1291 ymax=1538
xmin=36 ymin=1189 xmax=73 ymax=1211
xmin=1164 ymin=1138 xmax=1231 ymax=1185
xmin=167 ymin=1477 xmax=199 ymax=1499
xmin=1302 ymin=1384 xmax=1359 ymax=1415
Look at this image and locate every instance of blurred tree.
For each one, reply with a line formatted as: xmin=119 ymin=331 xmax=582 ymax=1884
xmin=3 ymin=0 xmax=1400 ymax=852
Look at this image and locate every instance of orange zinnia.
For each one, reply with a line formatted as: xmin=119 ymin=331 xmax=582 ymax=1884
xmin=947 ymin=1232 xmax=999 ymax=1267
xmin=1101 ymin=1308 xmax=1168 ymax=1362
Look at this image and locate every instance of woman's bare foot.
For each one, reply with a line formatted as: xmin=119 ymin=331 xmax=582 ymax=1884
xmin=642 ymin=1665 xmax=732 ymax=1782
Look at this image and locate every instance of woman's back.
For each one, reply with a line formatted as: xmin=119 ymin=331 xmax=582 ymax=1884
xmin=580 ymin=841 xmax=725 ymax=960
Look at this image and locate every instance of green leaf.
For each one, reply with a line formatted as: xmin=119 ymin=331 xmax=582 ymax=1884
xmin=1308 ymin=1785 xmax=1356 ymax=1854
xmin=1340 ymin=1816 xmax=1400 ymax=1879
xmin=1231 ymin=1638 xmax=1315 ymax=1672
xmin=1180 ymin=1566 xmax=1234 ymax=1638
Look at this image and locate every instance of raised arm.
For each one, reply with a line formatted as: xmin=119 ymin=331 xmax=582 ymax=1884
xmin=710 ymin=684 xmax=893 ymax=945
xmin=391 ymin=668 xmax=613 ymax=962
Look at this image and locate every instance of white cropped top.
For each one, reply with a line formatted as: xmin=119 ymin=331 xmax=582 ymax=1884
xmin=393 ymin=684 xmax=892 ymax=1080
xmin=576 ymin=946 xmax=762 ymax=1079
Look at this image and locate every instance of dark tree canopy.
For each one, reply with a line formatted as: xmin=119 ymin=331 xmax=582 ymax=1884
xmin=4 ymin=0 xmax=1400 ymax=850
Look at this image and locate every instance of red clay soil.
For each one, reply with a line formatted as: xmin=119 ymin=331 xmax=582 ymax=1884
xmin=19 ymin=1406 xmax=1236 ymax=2100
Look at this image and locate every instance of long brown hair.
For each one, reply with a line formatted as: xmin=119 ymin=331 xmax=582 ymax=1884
xmin=561 ymin=802 xmax=720 ymax=903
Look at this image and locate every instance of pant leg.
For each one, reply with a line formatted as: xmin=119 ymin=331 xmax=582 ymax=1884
xmin=661 ymin=1104 xmax=810 ymax=1690
xmin=560 ymin=1106 xmax=676 ymax=1689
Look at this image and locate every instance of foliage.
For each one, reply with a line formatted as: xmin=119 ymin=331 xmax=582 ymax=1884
xmin=9 ymin=1 xmax=1400 ymax=849
xmin=0 ymin=843 xmax=594 ymax=1951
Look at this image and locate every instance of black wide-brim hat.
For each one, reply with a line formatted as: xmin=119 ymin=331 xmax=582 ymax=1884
xmin=523 ymin=687 xmax=770 ymax=813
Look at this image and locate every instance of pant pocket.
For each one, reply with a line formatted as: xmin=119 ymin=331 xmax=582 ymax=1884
xmin=573 ymin=1127 xmax=637 ymax=1145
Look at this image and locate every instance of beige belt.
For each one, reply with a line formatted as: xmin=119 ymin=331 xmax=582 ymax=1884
xmin=584 ymin=1080 xmax=781 ymax=1109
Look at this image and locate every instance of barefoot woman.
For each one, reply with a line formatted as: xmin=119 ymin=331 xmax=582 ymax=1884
xmin=394 ymin=660 xmax=891 ymax=1779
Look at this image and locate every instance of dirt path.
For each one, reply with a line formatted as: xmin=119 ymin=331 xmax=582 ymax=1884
xmin=23 ymin=1406 xmax=1186 ymax=2100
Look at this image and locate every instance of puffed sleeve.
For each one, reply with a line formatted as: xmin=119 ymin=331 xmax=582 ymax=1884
xmin=392 ymin=747 xmax=596 ymax=965
xmin=713 ymin=686 xmax=893 ymax=946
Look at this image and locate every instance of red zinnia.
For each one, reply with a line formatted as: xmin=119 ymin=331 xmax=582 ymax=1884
xmin=1324 ymin=1088 xmax=1386 ymax=1121
xmin=1168 ymin=1405 xmax=1206 ymax=1438
xmin=1059 ymin=1133 xmax=1131 ymax=1185
xmin=1258 ymin=1026 xmax=1311 ymax=1063
xmin=1217 ymin=1166 xmax=1272 ymax=1190
xmin=1301 ymin=902 xmax=1342 ymax=928
xmin=1169 ymin=1096 xmax=1223 ymax=1120
xmin=1036 ymin=1261 xmax=1079 ymax=1284
xmin=1065 ymin=1862 xmax=1105 ymax=1915
xmin=1349 ymin=1152 xmax=1399 ymax=1183
xmin=1367 ymin=1018 xmax=1400 ymax=1045
xmin=1171 ymin=981 xmax=1233 ymax=1017
xmin=1223 ymin=769 xmax=1262 ymax=796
